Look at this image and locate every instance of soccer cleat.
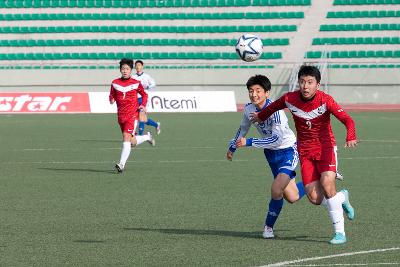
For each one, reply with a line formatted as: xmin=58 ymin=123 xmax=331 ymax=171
xmin=336 ymin=171 xmax=344 ymax=181
xmin=115 ymin=163 xmax=124 ymax=173
xmin=341 ymin=189 xmax=355 ymax=220
xmin=147 ymin=132 xmax=155 ymax=146
xmin=329 ymin=232 xmax=346 ymax=244
xmin=262 ymin=226 xmax=275 ymax=239
xmin=156 ymin=122 xmax=161 ymax=135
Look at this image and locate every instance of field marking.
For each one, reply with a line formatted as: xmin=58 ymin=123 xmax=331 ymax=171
xmin=290 ymin=263 xmax=399 ymax=266
xmin=259 ymin=247 xmax=400 ymax=267
xmin=2 ymin=155 xmax=400 ymax=165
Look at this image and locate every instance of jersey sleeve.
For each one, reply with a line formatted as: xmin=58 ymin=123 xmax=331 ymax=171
xmin=257 ymin=95 xmax=287 ymax=121
xmin=109 ymin=84 xmax=115 ymax=102
xmin=146 ymin=74 xmax=156 ymax=90
xmin=137 ymin=82 xmax=148 ymax=106
xmin=228 ymin=111 xmax=252 ymax=153
xmin=327 ymin=95 xmax=357 ymax=141
xmin=246 ymin=111 xmax=285 ymax=149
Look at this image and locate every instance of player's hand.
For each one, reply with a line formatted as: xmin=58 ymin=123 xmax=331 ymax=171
xmin=345 ymin=139 xmax=358 ymax=148
xmin=235 ymin=137 xmax=246 ymax=148
xmin=226 ymin=151 xmax=234 ymax=161
xmin=110 ymin=98 xmax=115 ymax=104
xmin=250 ymin=112 xmax=262 ymax=123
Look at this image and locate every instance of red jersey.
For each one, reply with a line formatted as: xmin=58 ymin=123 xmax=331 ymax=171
xmin=257 ymin=90 xmax=356 ymax=157
xmin=109 ymin=77 xmax=148 ymax=121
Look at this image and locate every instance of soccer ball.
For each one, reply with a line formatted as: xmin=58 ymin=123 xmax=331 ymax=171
xmin=235 ymin=34 xmax=263 ymax=62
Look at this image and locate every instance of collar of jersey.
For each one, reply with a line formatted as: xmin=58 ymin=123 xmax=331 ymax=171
xmin=255 ymin=99 xmax=271 ymax=112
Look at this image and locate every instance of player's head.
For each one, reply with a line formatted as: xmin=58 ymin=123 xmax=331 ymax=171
xmin=246 ymin=75 xmax=271 ymax=107
xmin=119 ymin=58 xmax=133 ymax=79
xmin=135 ymin=60 xmax=144 ymax=73
xmin=298 ymin=65 xmax=321 ymax=100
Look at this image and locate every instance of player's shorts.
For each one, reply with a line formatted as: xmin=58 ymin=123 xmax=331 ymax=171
xmin=300 ymin=146 xmax=338 ymax=186
xmin=263 ymin=145 xmax=298 ymax=179
xmin=118 ymin=117 xmax=138 ymax=134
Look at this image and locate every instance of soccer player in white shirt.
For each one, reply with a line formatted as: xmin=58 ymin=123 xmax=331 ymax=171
xmin=227 ymin=75 xmax=305 ymax=239
xmin=133 ymin=60 xmax=161 ymax=136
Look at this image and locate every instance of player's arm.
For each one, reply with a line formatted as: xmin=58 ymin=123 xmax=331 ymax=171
xmin=328 ymin=96 xmax=358 ymax=148
xmin=109 ymin=85 xmax=115 ymax=104
xmin=137 ymin=82 xmax=148 ymax=111
xmin=250 ymin=95 xmax=287 ymax=123
xmin=240 ymin=111 xmax=285 ymax=149
xmin=227 ymin=113 xmax=251 ymax=161
xmin=146 ymin=74 xmax=156 ymax=90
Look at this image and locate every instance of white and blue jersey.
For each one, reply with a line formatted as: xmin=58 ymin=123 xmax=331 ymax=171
xmin=228 ymin=99 xmax=298 ymax=179
xmin=133 ymin=72 xmax=156 ymax=106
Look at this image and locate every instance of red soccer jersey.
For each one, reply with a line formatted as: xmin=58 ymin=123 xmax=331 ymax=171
xmin=257 ymin=90 xmax=356 ymax=157
xmin=109 ymin=77 xmax=148 ymax=122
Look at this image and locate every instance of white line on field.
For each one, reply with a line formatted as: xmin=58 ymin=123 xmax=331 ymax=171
xmin=259 ymin=247 xmax=400 ymax=267
xmin=289 ymin=263 xmax=399 ymax=266
xmin=1 ymin=156 xmax=400 ymax=165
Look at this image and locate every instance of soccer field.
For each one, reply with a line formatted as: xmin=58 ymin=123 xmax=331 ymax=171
xmin=1 ymin=112 xmax=399 ymax=266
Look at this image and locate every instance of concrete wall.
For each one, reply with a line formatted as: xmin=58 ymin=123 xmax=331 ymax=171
xmin=0 ymin=68 xmax=399 ymax=104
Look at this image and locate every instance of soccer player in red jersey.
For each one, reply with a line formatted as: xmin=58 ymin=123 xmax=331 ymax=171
xmin=251 ymin=65 xmax=357 ymax=244
xmin=109 ymin=58 xmax=155 ymax=173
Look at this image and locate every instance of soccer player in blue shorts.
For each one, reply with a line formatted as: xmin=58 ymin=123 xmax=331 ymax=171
xmin=227 ymin=74 xmax=306 ymax=239
xmin=133 ymin=60 xmax=161 ymax=136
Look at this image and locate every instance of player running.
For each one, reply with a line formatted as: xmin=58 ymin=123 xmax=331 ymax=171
xmin=133 ymin=60 xmax=161 ymax=136
xmin=251 ymin=65 xmax=357 ymax=244
xmin=227 ymin=75 xmax=306 ymax=239
xmin=109 ymin=58 xmax=155 ymax=173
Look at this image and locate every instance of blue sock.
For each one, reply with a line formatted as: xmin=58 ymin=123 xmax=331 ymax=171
xmin=138 ymin=121 xmax=145 ymax=135
xmin=296 ymin=181 xmax=306 ymax=199
xmin=146 ymin=118 xmax=158 ymax=128
xmin=265 ymin=198 xmax=283 ymax=228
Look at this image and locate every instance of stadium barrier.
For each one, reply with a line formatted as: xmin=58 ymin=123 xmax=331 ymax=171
xmin=0 ymin=91 xmax=237 ymax=113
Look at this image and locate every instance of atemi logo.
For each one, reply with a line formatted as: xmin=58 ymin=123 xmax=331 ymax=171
xmin=0 ymin=93 xmax=90 ymax=113
xmin=150 ymin=95 xmax=197 ymax=110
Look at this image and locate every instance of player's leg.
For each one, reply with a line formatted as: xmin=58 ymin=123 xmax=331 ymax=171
xmin=146 ymin=117 xmax=161 ymax=134
xmin=116 ymin=128 xmax=133 ymax=173
xmin=131 ymin=117 xmax=155 ymax=147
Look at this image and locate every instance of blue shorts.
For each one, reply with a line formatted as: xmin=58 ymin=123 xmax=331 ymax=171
xmin=263 ymin=145 xmax=298 ymax=179
xmin=138 ymin=97 xmax=142 ymax=105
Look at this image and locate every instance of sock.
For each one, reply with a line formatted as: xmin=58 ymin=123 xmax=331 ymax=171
xmin=296 ymin=181 xmax=306 ymax=199
xmin=138 ymin=121 xmax=145 ymax=135
xmin=135 ymin=134 xmax=150 ymax=146
xmin=326 ymin=192 xmax=346 ymax=235
xmin=265 ymin=198 xmax=284 ymax=228
xmin=321 ymin=197 xmax=328 ymax=207
xmin=146 ymin=118 xmax=158 ymax=128
xmin=119 ymin=141 xmax=131 ymax=167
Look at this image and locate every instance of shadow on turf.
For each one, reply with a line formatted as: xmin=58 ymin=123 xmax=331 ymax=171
xmin=79 ymin=139 xmax=120 ymax=144
xmin=73 ymin=240 xmax=105 ymax=243
xmin=39 ymin=167 xmax=116 ymax=174
xmin=123 ymin=227 xmax=327 ymax=243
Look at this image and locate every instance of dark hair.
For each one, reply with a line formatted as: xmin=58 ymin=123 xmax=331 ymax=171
xmin=119 ymin=58 xmax=133 ymax=69
xmin=298 ymin=65 xmax=321 ymax=83
xmin=246 ymin=75 xmax=271 ymax=91
xmin=135 ymin=60 xmax=144 ymax=66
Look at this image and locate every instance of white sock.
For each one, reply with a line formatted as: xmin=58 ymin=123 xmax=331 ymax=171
xmin=326 ymin=192 xmax=345 ymax=235
xmin=135 ymin=134 xmax=150 ymax=146
xmin=321 ymin=197 xmax=328 ymax=207
xmin=119 ymin=141 xmax=131 ymax=167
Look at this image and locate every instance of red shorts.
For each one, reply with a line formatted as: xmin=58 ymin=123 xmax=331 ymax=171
xmin=118 ymin=115 xmax=138 ymax=134
xmin=300 ymin=146 xmax=338 ymax=186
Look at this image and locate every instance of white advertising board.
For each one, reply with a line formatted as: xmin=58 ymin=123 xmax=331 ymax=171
xmin=89 ymin=91 xmax=237 ymax=113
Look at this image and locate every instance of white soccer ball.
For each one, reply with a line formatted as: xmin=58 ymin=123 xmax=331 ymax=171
xmin=235 ymin=34 xmax=263 ymax=62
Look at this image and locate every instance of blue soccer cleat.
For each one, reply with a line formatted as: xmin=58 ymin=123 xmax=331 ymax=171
xmin=329 ymin=232 xmax=347 ymax=244
xmin=341 ymin=189 xmax=355 ymax=220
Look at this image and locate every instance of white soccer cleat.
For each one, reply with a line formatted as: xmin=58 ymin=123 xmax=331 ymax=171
xmin=147 ymin=132 xmax=155 ymax=146
xmin=336 ymin=171 xmax=344 ymax=181
xmin=115 ymin=163 xmax=124 ymax=173
xmin=156 ymin=122 xmax=161 ymax=135
xmin=262 ymin=226 xmax=275 ymax=239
